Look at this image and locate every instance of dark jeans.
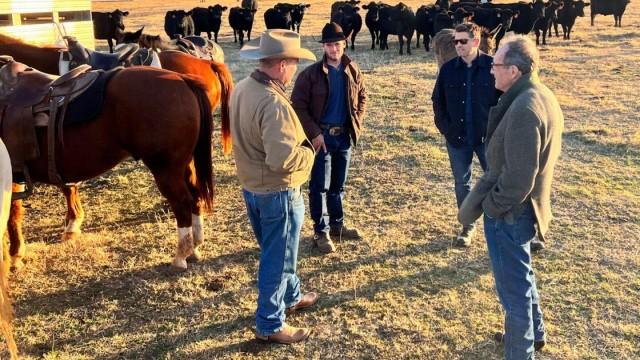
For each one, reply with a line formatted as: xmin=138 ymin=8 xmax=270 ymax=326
xmin=446 ymin=142 xmax=488 ymax=209
xmin=242 ymin=188 xmax=304 ymax=337
xmin=484 ymin=203 xmax=545 ymax=360
xmin=309 ymin=131 xmax=351 ymax=234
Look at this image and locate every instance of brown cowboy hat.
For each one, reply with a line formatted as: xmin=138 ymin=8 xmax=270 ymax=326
xmin=319 ymin=22 xmax=347 ymax=43
xmin=240 ymin=29 xmax=316 ymax=61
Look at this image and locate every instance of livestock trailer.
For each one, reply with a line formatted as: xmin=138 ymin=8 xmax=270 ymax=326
xmin=0 ymin=0 xmax=94 ymax=48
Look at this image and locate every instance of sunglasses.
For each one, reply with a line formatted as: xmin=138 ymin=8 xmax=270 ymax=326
xmin=452 ymin=39 xmax=469 ymax=45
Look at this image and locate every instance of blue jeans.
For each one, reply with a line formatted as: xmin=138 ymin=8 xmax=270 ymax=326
xmin=309 ymin=131 xmax=352 ymax=234
xmin=446 ymin=142 xmax=488 ymax=209
xmin=484 ymin=203 xmax=545 ymax=360
xmin=242 ymin=187 xmax=304 ymax=337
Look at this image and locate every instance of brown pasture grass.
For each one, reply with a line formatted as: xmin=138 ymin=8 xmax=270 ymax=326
xmin=0 ymin=0 xmax=638 ymax=358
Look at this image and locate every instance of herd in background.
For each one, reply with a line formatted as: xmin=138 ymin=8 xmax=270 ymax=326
xmin=92 ymin=0 xmax=631 ymax=57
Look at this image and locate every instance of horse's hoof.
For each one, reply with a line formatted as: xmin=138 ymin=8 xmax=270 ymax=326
xmin=186 ymin=249 xmax=202 ymax=263
xmin=62 ymin=231 xmax=80 ymax=242
xmin=170 ymin=257 xmax=188 ymax=272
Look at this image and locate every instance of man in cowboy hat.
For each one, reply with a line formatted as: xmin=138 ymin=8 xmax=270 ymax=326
xmin=291 ymin=22 xmax=367 ymax=254
xmin=230 ymin=29 xmax=318 ymax=344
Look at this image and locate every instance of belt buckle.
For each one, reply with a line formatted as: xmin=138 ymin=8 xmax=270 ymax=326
xmin=328 ymin=127 xmax=341 ymax=136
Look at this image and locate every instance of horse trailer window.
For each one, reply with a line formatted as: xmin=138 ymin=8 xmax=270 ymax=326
xmin=0 ymin=14 xmax=12 ymax=26
xmin=59 ymin=11 xmax=91 ymax=22
xmin=21 ymin=12 xmax=54 ymax=25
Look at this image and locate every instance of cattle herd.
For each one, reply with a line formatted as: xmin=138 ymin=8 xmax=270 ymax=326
xmin=92 ymin=0 xmax=631 ymax=55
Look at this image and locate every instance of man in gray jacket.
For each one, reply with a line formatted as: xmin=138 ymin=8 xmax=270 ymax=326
xmin=458 ymin=35 xmax=563 ymax=359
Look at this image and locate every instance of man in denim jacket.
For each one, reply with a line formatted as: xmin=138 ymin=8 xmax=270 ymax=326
xmin=431 ymin=23 xmax=500 ymax=247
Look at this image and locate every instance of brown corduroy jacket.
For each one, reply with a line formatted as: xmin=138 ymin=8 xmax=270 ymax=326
xmin=291 ymin=54 xmax=367 ymax=145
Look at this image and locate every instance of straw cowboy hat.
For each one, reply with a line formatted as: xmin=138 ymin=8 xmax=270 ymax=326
xmin=240 ymin=29 xmax=316 ymax=61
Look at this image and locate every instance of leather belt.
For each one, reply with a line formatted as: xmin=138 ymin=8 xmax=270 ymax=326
xmin=320 ymin=123 xmax=344 ymax=136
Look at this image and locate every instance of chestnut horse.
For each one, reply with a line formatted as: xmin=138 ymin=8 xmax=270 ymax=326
xmin=2 ymin=61 xmax=219 ymax=272
xmin=0 ymin=35 xmax=232 ymax=271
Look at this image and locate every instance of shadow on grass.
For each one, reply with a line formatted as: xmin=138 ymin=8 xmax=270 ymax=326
xmin=15 ymin=231 xmax=491 ymax=357
xmin=564 ymin=129 xmax=639 ymax=160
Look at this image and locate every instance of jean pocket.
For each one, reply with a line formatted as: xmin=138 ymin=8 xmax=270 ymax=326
xmin=255 ymin=192 xmax=285 ymax=222
xmin=495 ymin=215 xmax=536 ymax=246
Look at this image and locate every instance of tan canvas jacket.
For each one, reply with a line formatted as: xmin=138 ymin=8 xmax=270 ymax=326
xmin=230 ymin=71 xmax=314 ymax=193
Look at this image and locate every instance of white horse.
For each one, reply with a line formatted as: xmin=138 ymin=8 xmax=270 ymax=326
xmin=0 ymin=139 xmax=17 ymax=359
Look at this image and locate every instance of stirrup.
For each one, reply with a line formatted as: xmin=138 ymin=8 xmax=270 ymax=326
xmin=11 ymin=169 xmax=34 ymax=201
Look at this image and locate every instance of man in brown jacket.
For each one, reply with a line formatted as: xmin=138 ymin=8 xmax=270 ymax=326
xmin=458 ymin=35 xmax=564 ymax=359
xmin=291 ymin=22 xmax=367 ymax=253
xmin=230 ymin=29 xmax=318 ymax=344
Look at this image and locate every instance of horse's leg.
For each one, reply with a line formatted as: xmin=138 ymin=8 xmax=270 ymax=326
xmin=61 ymin=185 xmax=84 ymax=241
xmin=7 ymin=185 xmax=25 ymax=271
xmin=150 ymin=167 xmax=194 ymax=271
xmin=108 ymin=38 xmax=114 ymax=53
xmin=185 ymin=161 xmax=205 ymax=263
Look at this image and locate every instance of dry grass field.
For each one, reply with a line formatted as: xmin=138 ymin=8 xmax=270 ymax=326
xmin=1 ymin=0 xmax=638 ymax=358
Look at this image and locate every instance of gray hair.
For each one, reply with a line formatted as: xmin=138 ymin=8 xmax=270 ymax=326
xmin=501 ymin=35 xmax=539 ymax=75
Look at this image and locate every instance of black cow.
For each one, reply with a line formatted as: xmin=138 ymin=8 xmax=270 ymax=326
xmin=268 ymin=3 xmax=310 ymax=32
xmin=229 ymin=6 xmax=256 ymax=46
xmin=191 ymin=5 xmax=228 ymax=42
xmin=436 ymin=0 xmax=451 ymax=11
xmin=556 ymin=0 xmax=589 ymax=39
xmin=91 ymin=9 xmax=129 ymax=53
xmin=415 ymin=5 xmax=436 ymax=51
xmin=467 ymin=7 xmax=517 ymax=47
xmin=290 ymin=3 xmax=311 ymax=33
xmin=241 ymin=0 xmax=259 ymax=11
xmin=264 ymin=6 xmax=292 ymax=29
xmin=379 ymin=3 xmax=416 ymax=55
xmin=507 ymin=0 xmax=547 ymax=35
xmin=164 ymin=10 xmax=195 ymax=39
xmin=591 ymin=0 xmax=629 ymax=27
xmin=533 ymin=1 xmax=563 ymax=45
xmin=362 ymin=2 xmax=386 ymax=50
xmin=331 ymin=0 xmax=361 ymax=16
xmin=331 ymin=3 xmax=363 ymax=50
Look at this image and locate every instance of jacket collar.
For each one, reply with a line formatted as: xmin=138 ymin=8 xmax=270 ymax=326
xmin=454 ymin=50 xmax=490 ymax=69
xmin=321 ymin=54 xmax=352 ymax=74
xmin=487 ymin=71 xmax=539 ymax=139
xmin=250 ymin=69 xmax=289 ymax=101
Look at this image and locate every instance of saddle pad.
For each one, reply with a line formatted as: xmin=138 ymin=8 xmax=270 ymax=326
xmin=62 ymin=68 xmax=120 ymax=126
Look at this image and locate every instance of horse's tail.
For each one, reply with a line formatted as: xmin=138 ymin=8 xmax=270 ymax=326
xmin=0 ymin=140 xmax=18 ymax=360
xmin=182 ymin=75 xmax=215 ymax=212
xmin=209 ymin=61 xmax=234 ymax=156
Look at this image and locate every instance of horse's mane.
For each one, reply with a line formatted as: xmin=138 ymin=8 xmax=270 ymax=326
xmin=0 ymin=33 xmax=65 ymax=51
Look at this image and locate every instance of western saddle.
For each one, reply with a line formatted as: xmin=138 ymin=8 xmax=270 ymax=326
xmin=64 ymin=36 xmax=139 ymax=71
xmin=0 ymin=56 xmax=101 ymax=198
